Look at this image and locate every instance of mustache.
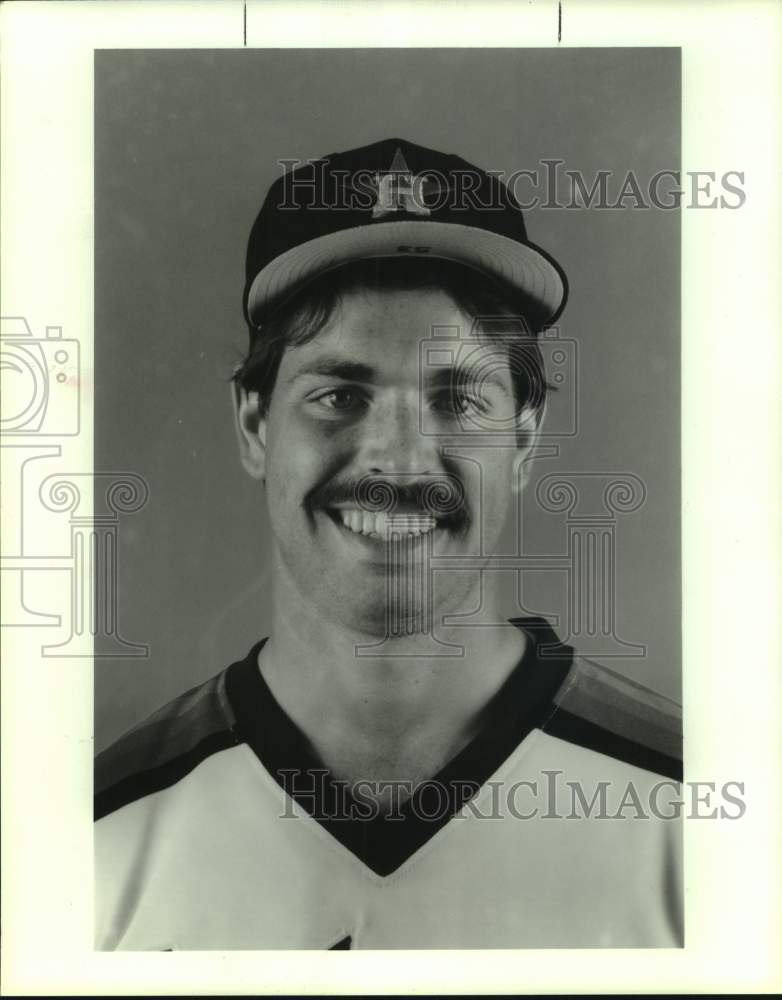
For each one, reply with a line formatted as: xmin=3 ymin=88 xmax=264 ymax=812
xmin=307 ymin=474 xmax=468 ymax=526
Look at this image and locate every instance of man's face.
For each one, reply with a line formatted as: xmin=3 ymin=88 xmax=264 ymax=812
xmin=238 ymin=284 xmax=534 ymax=636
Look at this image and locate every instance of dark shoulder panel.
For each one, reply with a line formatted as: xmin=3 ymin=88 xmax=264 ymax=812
xmin=542 ymin=657 xmax=683 ymax=781
xmin=95 ymin=667 xmax=240 ymax=821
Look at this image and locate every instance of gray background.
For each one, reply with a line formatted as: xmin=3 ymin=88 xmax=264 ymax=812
xmin=95 ymin=49 xmax=680 ymax=751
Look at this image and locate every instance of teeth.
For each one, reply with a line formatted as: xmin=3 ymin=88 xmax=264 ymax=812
xmin=341 ymin=510 xmax=362 ymax=533
xmin=337 ymin=509 xmax=437 ymax=537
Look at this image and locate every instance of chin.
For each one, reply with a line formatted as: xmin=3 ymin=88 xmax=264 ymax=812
xmin=328 ymin=598 xmax=431 ymax=641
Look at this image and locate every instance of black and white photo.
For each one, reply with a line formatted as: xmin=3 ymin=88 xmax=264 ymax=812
xmin=1 ymin=2 xmax=779 ymax=992
xmin=94 ymin=49 xmax=683 ymax=951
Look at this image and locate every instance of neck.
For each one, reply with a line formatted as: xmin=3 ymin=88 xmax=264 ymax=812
xmin=257 ymin=571 xmax=527 ymax=791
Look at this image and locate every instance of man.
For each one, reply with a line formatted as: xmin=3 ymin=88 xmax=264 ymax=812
xmin=95 ymin=138 xmax=682 ymax=950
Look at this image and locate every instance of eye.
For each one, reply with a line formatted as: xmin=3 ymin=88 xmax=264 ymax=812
xmin=432 ymin=388 xmax=488 ymax=418
xmin=311 ymin=387 xmax=366 ymax=413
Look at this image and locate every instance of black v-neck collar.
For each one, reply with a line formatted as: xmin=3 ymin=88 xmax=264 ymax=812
xmin=225 ymin=617 xmax=574 ymax=876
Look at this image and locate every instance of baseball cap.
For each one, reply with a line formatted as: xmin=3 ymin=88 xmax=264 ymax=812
xmin=244 ymin=137 xmax=567 ymax=329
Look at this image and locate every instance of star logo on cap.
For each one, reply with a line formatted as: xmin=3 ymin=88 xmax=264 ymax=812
xmin=370 ymin=148 xmax=440 ymax=218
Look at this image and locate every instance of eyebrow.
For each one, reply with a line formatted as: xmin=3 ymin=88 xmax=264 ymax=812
xmin=427 ymin=367 xmax=512 ymax=397
xmin=287 ymin=356 xmax=511 ymax=396
xmin=286 ymin=359 xmax=378 ymax=385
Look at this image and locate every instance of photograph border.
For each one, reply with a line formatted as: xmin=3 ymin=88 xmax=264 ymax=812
xmin=1 ymin=0 xmax=780 ymax=995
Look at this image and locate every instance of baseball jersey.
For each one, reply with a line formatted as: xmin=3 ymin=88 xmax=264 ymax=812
xmin=95 ymin=617 xmax=683 ymax=950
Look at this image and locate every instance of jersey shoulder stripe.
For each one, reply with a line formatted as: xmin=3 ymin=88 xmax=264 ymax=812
xmin=94 ymin=662 xmax=242 ymax=821
xmin=542 ymin=656 xmax=683 ymax=781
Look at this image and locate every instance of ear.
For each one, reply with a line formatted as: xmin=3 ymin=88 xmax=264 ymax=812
xmin=232 ymin=382 xmax=267 ymax=481
xmin=511 ymin=402 xmax=545 ymax=496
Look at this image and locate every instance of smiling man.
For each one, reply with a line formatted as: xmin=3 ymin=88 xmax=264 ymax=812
xmin=95 ymin=138 xmax=683 ymax=950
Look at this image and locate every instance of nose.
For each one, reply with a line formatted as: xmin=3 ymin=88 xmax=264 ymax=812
xmin=359 ymin=392 xmax=441 ymax=477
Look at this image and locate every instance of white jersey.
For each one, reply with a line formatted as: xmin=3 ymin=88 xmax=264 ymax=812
xmin=95 ymin=618 xmax=682 ymax=950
